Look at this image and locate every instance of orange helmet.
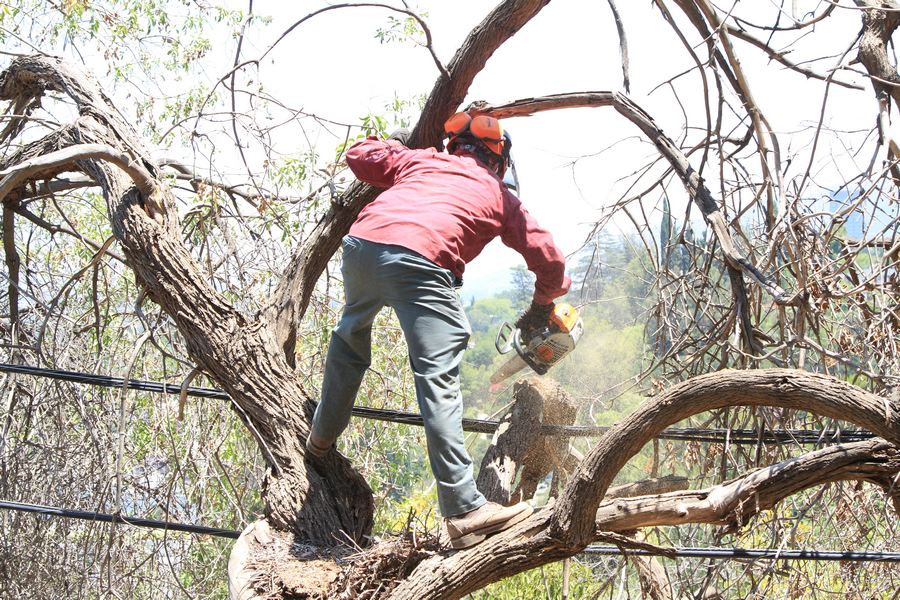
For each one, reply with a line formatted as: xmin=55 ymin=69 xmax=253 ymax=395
xmin=444 ymin=111 xmax=510 ymax=159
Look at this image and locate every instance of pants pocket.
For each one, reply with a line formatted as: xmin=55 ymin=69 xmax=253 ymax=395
xmin=342 ymin=235 xmax=362 ymax=253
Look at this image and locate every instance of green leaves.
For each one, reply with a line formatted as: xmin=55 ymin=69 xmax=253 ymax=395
xmin=375 ymin=14 xmax=426 ymax=46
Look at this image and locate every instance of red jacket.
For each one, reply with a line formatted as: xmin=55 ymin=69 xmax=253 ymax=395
xmin=346 ymin=137 xmax=571 ymax=304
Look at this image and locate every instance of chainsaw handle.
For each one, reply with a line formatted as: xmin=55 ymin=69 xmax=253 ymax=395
xmin=495 ymin=322 xmax=515 ymax=354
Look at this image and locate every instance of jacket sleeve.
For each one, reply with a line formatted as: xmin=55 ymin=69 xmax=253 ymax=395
xmin=345 ymin=136 xmax=412 ymax=188
xmin=499 ymin=192 xmax=572 ymax=305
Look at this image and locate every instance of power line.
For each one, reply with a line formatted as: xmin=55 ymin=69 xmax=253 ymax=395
xmin=0 ymin=362 xmax=875 ymax=444
xmin=582 ymin=545 xmax=900 ymax=563
xmin=2 ymin=498 xmax=898 ymax=562
xmin=0 ymin=499 xmax=239 ymax=539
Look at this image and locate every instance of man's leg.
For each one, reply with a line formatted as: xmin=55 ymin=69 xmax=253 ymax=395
xmin=384 ymin=247 xmax=532 ymax=549
xmin=383 ymin=249 xmax=486 ymax=517
xmin=310 ymin=237 xmax=384 ymax=453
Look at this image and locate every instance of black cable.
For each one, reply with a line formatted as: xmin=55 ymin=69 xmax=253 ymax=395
xmin=3 ymin=498 xmax=898 ymax=562
xmin=0 ymin=363 xmax=229 ymax=399
xmin=0 ymin=362 xmax=875 ymax=444
xmin=0 ymin=499 xmax=239 ymax=539
xmin=582 ymin=544 xmax=900 ymax=562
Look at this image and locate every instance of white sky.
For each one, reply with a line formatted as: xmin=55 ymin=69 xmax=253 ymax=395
xmin=219 ymin=0 xmax=869 ymax=299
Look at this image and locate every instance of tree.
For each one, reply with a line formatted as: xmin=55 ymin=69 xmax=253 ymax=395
xmin=2 ymin=1 xmax=900 ymax=598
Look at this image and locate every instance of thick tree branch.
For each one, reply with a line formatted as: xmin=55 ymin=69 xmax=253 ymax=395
xmin=0 ymin=143 xmax=157 ymax=206
xmin=0 ymin=55 xmax=374 ymax=545
xmin=552 ymin=369 xmax=900 ymax=546
xmin=855 ymin=2 xmax=900 ymax=185
xmin=379 ymin=369 xmax=900 ymax=599
xmin=594 ymin=437 xmax=900 ymax=532
xmin=856 ymin=0 xmax=900 ymax=108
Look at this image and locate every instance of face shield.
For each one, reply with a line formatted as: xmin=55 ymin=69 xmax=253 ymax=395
xmin=502 ymin=157 xmax=520 ymax=195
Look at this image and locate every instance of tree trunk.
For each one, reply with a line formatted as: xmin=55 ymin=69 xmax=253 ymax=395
xmin=3 ymin=7 xmax=900 ymax=598
xmin=0 ymin=55 xmax=374 ymax=545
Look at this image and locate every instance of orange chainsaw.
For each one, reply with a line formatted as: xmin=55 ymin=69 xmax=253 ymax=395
xmin=489 ymin=303 xmax=584 ymax=389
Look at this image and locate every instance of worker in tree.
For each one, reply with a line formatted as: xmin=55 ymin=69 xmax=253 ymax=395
xmin=306 ymin=111 xmax=571 ymax=549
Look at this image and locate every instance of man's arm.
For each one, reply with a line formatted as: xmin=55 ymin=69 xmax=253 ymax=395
xmin=345 ymin=135 xmax=412 ymax=189
xmin=499 ymin=194 xmax=571 ymax=305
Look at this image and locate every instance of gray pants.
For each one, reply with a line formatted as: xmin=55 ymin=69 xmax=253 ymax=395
xmin=312 ymin=236 xmax=486 ymax=517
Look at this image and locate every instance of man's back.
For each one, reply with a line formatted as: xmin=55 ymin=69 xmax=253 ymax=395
xmin=346 ymin=136 xmax=569 ymax=303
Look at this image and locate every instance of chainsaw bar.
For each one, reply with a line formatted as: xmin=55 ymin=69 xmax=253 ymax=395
xmin=489 ymin=353 xmax=529 ymax=387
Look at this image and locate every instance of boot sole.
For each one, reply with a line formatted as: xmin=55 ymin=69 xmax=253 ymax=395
xmin=449 ymin=505 xmax=533 ymax=550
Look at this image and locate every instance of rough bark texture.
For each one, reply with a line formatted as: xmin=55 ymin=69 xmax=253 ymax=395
xmin=5 ymin=10 xmax=900 ymax=599
xmin=0 ymin=55 xmax=373 ymax=546
xmin=381 ymin=369 xmax=899 ymax=600
xmin=553 ymin=369 xmax=900 ymax=545
xmin=476 ymin=377 xmax=576 ymax=503
xmin=855 ymin=1 xmax=900 ymax=183
xmin=593 ymin=437 xmax=900 ymax=532
xmin=856 ymin=1 xmax=900 ymax=107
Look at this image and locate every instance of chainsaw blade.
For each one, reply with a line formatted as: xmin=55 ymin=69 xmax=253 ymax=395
xmin=489 ymin=353 xmax=529 ymax=387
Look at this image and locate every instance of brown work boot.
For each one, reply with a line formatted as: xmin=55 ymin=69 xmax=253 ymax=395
xmin=444 ymin=501 xmax=533 ymax=549
xmin=305 ymin=430 xmax=334 ymax=459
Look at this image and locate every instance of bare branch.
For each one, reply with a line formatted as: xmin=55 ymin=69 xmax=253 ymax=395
xmin=476 ymin=93 xmax=791 ymax=305
xmin=552 ymin=368 xmax=900 ymax=546
xmin=724 ymin=22 xmax=863 ymax=90
xmin=605 ymin=0 xmax=631 ymax=93
xmin=595 ymin=438 xmax=900 ymax=532
xmin=0 ymin=143 xmax=156 ymax=203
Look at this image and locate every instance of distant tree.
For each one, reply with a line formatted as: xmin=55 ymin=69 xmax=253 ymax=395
xmin=507 ymin=264 xmax=536 ymax=306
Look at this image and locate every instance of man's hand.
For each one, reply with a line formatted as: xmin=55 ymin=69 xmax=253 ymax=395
xmin=387 ymin=128 xmax=411 ymax=146
xmin=515 ymin=301 xmax=553 ymax=341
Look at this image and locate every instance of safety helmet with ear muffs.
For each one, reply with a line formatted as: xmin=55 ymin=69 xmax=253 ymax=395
xmin=444 ymin=111 xmax=513 ymax=177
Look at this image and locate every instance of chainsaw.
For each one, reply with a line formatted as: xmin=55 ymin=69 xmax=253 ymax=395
xmin=489 ymin=303 xmax=584 ymax=389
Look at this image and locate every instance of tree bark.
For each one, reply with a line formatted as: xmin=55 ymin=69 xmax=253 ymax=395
xmin=0 ymin=55 xmax=373 ymax=545
xmin=855 ymin=1 xmax=900 ymax=184
xmin=594 ymin=437 xmax=900 ymax=532
xmin=4 ymin=23 xmax=900 ymax=600
xmin=856 ymin=1 xmax=900 ymax=107
xmin=379 ymin=370 xmax=900 ymax=600
xmin=553 ymin=369 xmax=900 ymax=546
xmin=632 ymin=530 xmax=673 ymax=600
xmin=476 ymin=377 xmax=576 ymax=503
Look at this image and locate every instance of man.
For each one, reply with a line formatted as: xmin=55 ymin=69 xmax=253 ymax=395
xmin=307 ymin=111 xmax=571 ymax=549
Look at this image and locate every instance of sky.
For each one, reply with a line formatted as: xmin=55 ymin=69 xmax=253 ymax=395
xmin=216 ymin=1 xmax=868 ymax=299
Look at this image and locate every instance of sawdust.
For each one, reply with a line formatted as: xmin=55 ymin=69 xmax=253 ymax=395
xmin=234 ymin=517 xmax=439 ymax=600
xmin=328 ymin=531 xmax=440 ymax=600
xmin=242 ymin=525 xmax=348 ymax=600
